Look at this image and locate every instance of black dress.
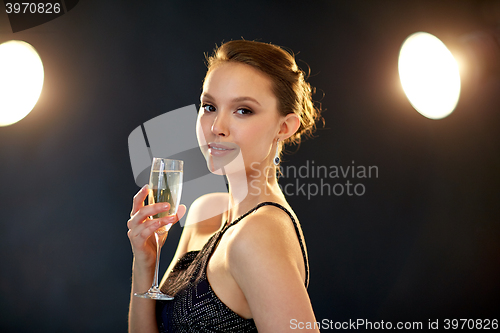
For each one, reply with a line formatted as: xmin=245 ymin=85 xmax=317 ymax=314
xmin=156 ymin=202 xmax=309 ymax=333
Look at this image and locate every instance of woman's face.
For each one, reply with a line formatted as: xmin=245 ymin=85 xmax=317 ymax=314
xmin=196 ymin=61 xmax=281 ymax=175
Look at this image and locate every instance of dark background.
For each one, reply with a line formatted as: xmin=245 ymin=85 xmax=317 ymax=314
xmin=1 ymin=0 xmax=499 ymax=331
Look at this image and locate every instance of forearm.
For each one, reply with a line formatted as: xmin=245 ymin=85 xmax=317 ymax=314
xmin=127 ymin=188 xmax=186 ymax=332
xmin=128 ymin=258 xmax=159 ymax=333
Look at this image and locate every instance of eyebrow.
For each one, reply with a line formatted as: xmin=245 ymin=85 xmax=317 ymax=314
xmin=201 ymin=93 xmax=261 ymax=106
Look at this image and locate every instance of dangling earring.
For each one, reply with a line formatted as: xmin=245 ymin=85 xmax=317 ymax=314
xmin=273 ymin=139 xmax=280 ymax=166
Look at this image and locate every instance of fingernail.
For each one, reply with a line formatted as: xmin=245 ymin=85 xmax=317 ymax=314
xmin=163 ymin=203 xmax=170 ymax=209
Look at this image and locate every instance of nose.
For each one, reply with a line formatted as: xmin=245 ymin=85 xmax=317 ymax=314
xmin=211 ymin=110 xmax=229 ymax=137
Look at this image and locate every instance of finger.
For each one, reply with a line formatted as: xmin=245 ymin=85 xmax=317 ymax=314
xmin=128 ymin=218 xmax=161 ymax=243
xmin=130 ymin=184 xmax=149 ymax=217
xmin=175 ymin=204 xmax=187 ymax=221
xmin=128 ymin=204 xmax=186 ymax=238
xmin=127 ymin=210 xmax=185 ymax=253
xmin=127 ymin=202 xmax=170 ymax=229
xmin=156 ymin=213 xmax=182 ymax=228
xmin=154 ymin=204 xmax=187 ymax=226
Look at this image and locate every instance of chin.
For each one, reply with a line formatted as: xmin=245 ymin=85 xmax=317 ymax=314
xmin=198 ymin=148 xmax=228 ymax=175
xmin=204 ymin=150 xmax=247 ymax=177
xmin=207 ymin=159 xmax=226 ymax=175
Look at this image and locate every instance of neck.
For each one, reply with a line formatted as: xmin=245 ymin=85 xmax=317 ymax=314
xmin=223 ymin=161 xmax=283 ymax=224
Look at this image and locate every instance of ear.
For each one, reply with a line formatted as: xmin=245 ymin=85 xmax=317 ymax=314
xmin=278 ymin=112 xmax=300 ymax=141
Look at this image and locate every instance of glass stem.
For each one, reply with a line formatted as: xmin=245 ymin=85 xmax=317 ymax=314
xmin=152 ymin=232 xmax=162 ymax=289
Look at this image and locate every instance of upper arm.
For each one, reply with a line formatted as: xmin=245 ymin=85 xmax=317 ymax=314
xmin=227 ymin=212 xmax=318 ymax=332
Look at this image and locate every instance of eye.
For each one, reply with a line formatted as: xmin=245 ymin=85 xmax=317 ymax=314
xmin=201 ymin=103 xmax=216 ymax=113
xmin=236 ymin=108 xmax=253 ymax=115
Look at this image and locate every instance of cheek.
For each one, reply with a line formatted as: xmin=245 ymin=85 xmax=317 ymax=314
xmin=196 ymin=121 xmax=207 ymax=147
xmin=196 ymin=117 xmax=207 ymax=146
xmin=240 ymin=126 xmax=274 ymax=158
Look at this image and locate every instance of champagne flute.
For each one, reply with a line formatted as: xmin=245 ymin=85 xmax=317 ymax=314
xmin=134 ymin=158 xmax=183 ymax=300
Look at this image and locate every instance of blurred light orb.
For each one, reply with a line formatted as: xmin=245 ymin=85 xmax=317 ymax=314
xmin=399 ymin=32 xmax=461 ymax=119
xmin=0 ymin=40 xmax=44 ymax=127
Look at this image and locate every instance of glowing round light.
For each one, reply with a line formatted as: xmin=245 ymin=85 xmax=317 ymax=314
xmin=0 ymin=40 xmax=44 ymax=127
xmin=398 ymin=32 xmax=461 ymax=119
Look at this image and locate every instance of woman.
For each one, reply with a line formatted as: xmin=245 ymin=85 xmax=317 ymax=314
xmin=128 ymin=40 xmax=322 ymax=332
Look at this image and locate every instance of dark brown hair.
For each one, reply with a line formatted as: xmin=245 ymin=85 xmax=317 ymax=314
xmin=205 ymin=40 xmax=323 ymax=157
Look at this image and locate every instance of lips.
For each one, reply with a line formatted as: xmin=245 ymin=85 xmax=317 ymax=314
xmin=208 ymin=143 xmax=234 ymax=151
xmin=206 ymin=142 xmax=239 ymax=159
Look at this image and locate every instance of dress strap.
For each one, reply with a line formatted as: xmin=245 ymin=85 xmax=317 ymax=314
xmin=223 ymin=201 xmax=309 ymax=288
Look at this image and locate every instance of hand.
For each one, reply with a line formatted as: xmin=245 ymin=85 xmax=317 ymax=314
xmin=127 ymin=184 xmax=186 ymax=268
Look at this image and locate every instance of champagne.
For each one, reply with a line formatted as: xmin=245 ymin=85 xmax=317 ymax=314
xmin=134 ymin=158 xmax=183 ymax=301
xmin=148 ymin=170 xmax=183 ymax=234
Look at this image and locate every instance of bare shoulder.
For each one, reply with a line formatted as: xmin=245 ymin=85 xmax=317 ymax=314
xmin=225 ymin=205 xmax=314 ymax=331
xmin=185 ymin=192 xmax=229 ymax=231
xmin=226 ymin=204 xmax=307 ymax=283
xmin=184 ymin=192 xmax=229 ymax=251
xmin=227 ymin=204 xmax=303 ymax=261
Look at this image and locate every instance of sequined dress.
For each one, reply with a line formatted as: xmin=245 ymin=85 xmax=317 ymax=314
xmin=156 ymin=202 xmax=309 ymax=333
